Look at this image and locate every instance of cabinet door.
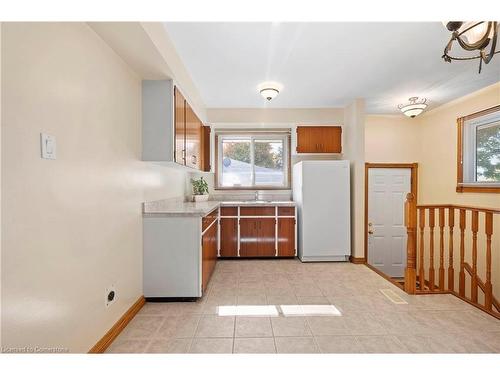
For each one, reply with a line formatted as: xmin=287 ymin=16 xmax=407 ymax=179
xmin=296 ymin=126 xmax=321 ymax=153
xmin=296 ymin=126 xmax=341 ymax=153
xmin=185 ymin=102 xmax=201 ymax=169
xmin=278 ymin=218 xmax=295 ymax=257
xmin=201 ymin=125 xmax=211 ymax=172
xmin=239 ymin=218 xmax=258 ymax=257
xmin=220 ymin=218 xmax=238 ymax=257
xmin=319 ymin=126 xmax=342 ymax=153
xmin=258 ymin=218 xmax=277 ymax=257
xmin=174 ymin=87 xmax=186 ymax=165
xmin=202 ymin=221 xmax=217 ymax=292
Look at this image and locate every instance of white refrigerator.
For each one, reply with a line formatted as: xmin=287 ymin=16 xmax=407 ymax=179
xmin=293 ymin=160 xmax=351 ymax=262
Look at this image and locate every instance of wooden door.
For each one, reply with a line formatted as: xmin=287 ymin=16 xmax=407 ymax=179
xmin=296 ymin=126 xmax=341 ymax=153
xmin=239 ymin=218 xmax=258 ymax=257
xmin=185 ymin=102 xmax=201 ymax=169
xmin=258 ymin=218 xmax=277 ymax=257
xmin=220 ymin=218 xmax=238 ymax=257
xmin=174 ymin=87 xmax=186 ymax=165
xmin=278 ymin=218 xmax=295 ymax=257
xmin=202 ymin=221 xmax=218 ymax=292
xmin=367 ymin=168 xmax=411 ymax=277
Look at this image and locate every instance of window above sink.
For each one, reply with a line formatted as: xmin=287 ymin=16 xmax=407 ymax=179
xmin=214 ymin=129 xmax=291 ymax=190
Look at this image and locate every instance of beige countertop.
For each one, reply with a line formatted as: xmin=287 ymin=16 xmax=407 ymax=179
xmin=143 ymin=199 xmax=296 ymax=217
xmin=143 ymin=199 xmax=220 ymax=217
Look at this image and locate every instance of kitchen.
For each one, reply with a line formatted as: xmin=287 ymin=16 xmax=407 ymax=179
xmin=142 ymin=80 xmax=351 ymax=300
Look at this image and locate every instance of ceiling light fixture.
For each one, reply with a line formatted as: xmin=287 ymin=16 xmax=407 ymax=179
xmin=257 ymin=82 xmax=282 ymax=101
xmin=398 ymin=97 xmax=428 ymax=118
xmin=442 ymin=21 xmax=499 ymax=73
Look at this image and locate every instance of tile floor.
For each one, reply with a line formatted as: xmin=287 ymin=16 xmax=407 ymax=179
xmin=107 ymin=259 xmax=500 ymax=353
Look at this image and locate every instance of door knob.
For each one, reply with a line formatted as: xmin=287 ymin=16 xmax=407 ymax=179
xmin=368 ymin=229 xmax=374 ymax=235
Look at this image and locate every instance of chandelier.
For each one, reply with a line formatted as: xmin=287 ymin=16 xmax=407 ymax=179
xmin=442 ymin=21 xmax=499 ymax=73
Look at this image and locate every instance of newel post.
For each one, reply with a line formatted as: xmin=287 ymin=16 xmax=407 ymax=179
xmin=404 ymin=193 xmax=417 ymax=294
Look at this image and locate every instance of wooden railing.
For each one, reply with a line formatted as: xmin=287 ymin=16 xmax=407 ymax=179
xmin=404 ymin=193 xmax=500 ymax=318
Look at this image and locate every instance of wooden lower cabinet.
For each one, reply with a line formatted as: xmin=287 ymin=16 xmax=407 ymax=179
xmin=220 ymin=218 xmax=238 ymax=257
xmin=278 ymin=218 xmax=296 ymax=257
xmin=219 ymin=205 xmax=296 ymax=258
xmin=201 ymin=220 xmax=217 ymax=292
xmin=239 ymin=218 xmax=276 ymax=257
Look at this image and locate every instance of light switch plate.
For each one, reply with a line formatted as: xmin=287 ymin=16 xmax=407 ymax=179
xmin=40 ymin=133 xmax=56 ymax=160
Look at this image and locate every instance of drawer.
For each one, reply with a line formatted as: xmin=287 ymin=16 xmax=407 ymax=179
xmin=220 ymin=206 xmax=238 ymax=216
xmin=278 ymin=206 xmax=295 ymax=216
xmin=202 ymin=208 xmax=218 ymax=231
xmin=240 ymin=206 xmax=275 ymax=216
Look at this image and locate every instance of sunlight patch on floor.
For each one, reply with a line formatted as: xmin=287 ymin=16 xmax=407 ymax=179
xmin=217 ymin=304 xmax=342 ymax=317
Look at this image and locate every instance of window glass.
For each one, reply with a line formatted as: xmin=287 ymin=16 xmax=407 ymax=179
xmin=476 ymin=122 xmax=500 ymax=182
xmin=254 ymin=139 xmax=284 ymax=186
xmin=217 ymin=133 xmax=289 ymax=189
xmin=221 ymin=138 xmax=252 ymax=187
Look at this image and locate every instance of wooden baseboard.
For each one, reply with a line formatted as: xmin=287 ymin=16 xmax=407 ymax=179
xmin=349 ymin=256 xmax=366 ymax=264
xmin=88 ymin=295 xmax=146 ymax=353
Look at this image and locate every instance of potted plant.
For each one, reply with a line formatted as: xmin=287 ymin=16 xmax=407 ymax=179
xmin=190 ymin=176 xmax=209 ymax=202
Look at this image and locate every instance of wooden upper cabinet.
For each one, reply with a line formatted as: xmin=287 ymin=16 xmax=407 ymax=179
xmin=185 ymin=102 xmax=201 ymax=169
xmin=174 ymin=86 xmax=186 ymax=165
xmin=201 ymin=125 xmax=211 ymax=172
xmin=296 ymin=126 xmax=342 ymax=153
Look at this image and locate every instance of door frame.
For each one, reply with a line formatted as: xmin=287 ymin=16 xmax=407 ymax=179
xmin=364 ymin=163 xmax=418 ymax=266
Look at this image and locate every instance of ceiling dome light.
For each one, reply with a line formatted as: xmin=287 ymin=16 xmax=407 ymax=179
xmin=398 ymin=97 xmax=428 ymax=118
xmin=260 ymin=87 xmax=280 ymax=101
xmin=257 ymin=81 xmax=282 ymax=101
xmin=442 ymin=21 xmax=499 ymax=73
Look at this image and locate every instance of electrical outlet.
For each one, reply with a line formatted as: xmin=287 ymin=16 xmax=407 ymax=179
xmin=105 ymin=285 xmax=117 ymax=308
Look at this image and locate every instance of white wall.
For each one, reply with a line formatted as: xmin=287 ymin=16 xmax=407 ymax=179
xmin=1 ymin=22 xmax=187 ymax=353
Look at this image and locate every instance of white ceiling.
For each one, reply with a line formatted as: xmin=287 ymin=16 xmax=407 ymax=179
xmin=163 ymin=22 xmax=500 ymax=113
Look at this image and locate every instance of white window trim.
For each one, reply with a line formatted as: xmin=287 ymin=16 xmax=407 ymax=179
xmin=461 ymin=111 xmax=500 ymax=186
xmin=216 ymin=133 xmax=290 ymax=190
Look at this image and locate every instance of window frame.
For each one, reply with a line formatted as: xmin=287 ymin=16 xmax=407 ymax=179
xmin=457 ymin=105 xmax=500 ymax=193
xmin=214 ymin=131 xmax=291 ymax=190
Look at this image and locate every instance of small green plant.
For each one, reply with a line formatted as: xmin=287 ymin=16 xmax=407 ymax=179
xmin=191 ymin=177 xmax=209 ymax=195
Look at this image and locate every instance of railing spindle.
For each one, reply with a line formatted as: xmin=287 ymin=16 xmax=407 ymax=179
xmin=448 ymin=208 xmax=455 ymax=291
xmin=439 ymin=208 xmax=445 ymax=290
xmin=419 ymin=208 xmax=425 ymax=291
xmin=485 ymin=212 xmax=493 ymax=310
xmin=404 ymin=193 xmax=417 ymax=294
xmin=428 ymin=208 xmax=435 ymax=291
xmin=459 ymin=209 xmax=466 ymax=297
xmin=471 ymin=211 xmax=479 ymax=303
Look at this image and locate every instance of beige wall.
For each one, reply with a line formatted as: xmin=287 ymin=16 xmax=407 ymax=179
xmin=365 ymin=115 xmax=421 ymax=163
xmin=1 ymin=23 xmax=187 ymax=352
xmin=207 ymin=108 xmax=344 ymax=124
xmin=417 ymin=83 xmax=500 ymax=300
xmin=344 ymin=100 xmax=365 ymax=259
xmin=418 ymin=83 xmax=500 ymax=206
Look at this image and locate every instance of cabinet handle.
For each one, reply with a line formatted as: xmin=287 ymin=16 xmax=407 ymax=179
xmin=191 ymin=155 xmax=197 ymax=164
